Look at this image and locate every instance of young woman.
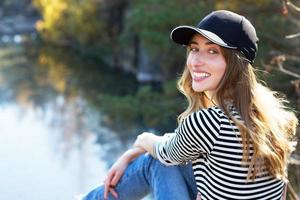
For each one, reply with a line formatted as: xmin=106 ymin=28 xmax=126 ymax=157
xmin=83 ymin=10 xmax=298 ymax=200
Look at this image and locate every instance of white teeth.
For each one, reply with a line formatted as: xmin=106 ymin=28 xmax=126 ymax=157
xmin=193 ymin=72 xmax=210 ymax=78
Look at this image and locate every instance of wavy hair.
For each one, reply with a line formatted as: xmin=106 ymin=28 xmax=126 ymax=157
xmin=177 ymin=48 xmax=298 ymax=180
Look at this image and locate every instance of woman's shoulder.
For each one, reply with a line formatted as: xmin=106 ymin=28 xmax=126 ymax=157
xmin=181 ymin=104 xmax=239 ymax=125
xmin=185 ymin=106 xmax=226 ymax=124
xmin=200 ymin=106 xmax=228 ymax=119
xmin=207 ymin=106 xmax=225 ymax=114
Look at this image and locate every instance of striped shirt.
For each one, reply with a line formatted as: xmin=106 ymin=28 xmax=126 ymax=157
xmin=154 ymin=106 xmax=285 ymax=200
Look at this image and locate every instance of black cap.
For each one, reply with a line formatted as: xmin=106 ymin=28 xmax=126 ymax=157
xmin=170 ymin=10 xmax=259 ymax=64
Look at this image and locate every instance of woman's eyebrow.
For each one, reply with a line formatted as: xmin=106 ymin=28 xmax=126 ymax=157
xmin=188 ymin=41 xmax=198 ymax=45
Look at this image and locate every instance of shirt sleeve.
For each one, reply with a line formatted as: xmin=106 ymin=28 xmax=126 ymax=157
xmin=154 ymin=108 xmax=221 ymax=166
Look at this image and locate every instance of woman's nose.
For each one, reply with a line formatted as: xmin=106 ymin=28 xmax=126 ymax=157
xmin=189 ymin=52 xmax=205 ymax=67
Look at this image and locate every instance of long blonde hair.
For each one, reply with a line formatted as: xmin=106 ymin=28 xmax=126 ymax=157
xmin=177 ymin=47 xmax=298 ymax=180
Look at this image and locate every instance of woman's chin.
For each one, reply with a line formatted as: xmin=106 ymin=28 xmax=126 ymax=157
xmin=192 ymin=87 xmax=204 ymax=93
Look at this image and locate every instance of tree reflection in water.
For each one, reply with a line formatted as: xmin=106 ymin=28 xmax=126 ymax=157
xmin=0 ymin=41 xmax=184 ymax=165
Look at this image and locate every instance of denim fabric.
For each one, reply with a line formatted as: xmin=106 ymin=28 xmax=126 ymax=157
xmin=83 ymin=153 xmax=197 ymax=200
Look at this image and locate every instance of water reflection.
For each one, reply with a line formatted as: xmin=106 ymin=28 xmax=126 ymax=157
xmin=0 ymin=41 xmax=141 ymax=199
xmin=0 ymin=104 xmax=110 ymax=200
xmin=0 ymin=33 xmax=184 ymax=199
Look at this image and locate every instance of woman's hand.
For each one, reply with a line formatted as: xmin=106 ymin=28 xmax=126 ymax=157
xmin=104 ymin=155 xmax=129 ymax=199
xmin=104 ymin=147 xmax=145 ymax=199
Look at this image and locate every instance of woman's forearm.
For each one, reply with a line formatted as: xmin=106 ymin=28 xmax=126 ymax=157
xmin=121 ymin=147 xmax=146 ymax=163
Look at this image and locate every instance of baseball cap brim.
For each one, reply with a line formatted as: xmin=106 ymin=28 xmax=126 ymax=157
xmin=170 ymin=25 xmax=237 ymax=50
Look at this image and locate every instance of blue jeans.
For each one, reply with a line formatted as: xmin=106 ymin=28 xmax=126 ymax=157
xmin=83 ymin=153 xmax=197 ymax=200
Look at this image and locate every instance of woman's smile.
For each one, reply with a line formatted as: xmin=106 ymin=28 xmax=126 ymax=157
xmin=192 ymin=71 xmax=211 ymax=81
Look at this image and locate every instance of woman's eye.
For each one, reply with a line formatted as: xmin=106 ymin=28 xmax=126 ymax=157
xmin=208 ymin=49 xmax=219 ymax=54
xmin=188 ymin=46 xmax=198 ymax=52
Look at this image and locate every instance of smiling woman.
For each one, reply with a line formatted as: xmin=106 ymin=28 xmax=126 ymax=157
xmin=186 ymin=36 xmax=227 ymax=98
xmin=83 ymin=10 xmax=298 ymax=200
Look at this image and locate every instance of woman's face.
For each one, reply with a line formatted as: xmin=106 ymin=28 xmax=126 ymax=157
xmin=186 ymin=34 xmax=227 ymax=98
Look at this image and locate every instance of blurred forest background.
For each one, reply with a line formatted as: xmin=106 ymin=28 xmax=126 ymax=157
xmin=0 ymin=0 xmax=299 ymax=198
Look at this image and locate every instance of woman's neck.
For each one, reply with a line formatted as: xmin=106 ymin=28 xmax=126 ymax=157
xmin=204 ymin=91 xmax=218 ymax=106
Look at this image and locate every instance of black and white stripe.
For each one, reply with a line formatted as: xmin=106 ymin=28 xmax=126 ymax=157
xmin=154 ymin=106 xmax=284 ymax=200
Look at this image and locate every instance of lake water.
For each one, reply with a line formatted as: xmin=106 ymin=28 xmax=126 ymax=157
xmin=0 ymin=37 xmax=152 ymax=200
xmin=0 ymin=104 xmax=108 ymax=199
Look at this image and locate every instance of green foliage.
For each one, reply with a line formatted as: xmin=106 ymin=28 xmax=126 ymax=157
xmin=100 ymin=94 xmax=140 ymax=124
xmin=33 ymin=0 xmax=107 ymax=47
xmin=32 ymin=0 xmax=299 ymax=80
xmin=214 ymin=0 xmax=275 ymax=10
xmin=119 ymin=0 xmax=214 ymax=77
xmin=99 ymin=81 xmax=185 ymax=132
xmin=128 ymin=0 xmax=210 ymax=52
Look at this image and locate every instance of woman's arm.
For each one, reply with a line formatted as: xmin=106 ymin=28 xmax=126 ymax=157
xmin=134 ymin=130 xmax=201 ymax=165
xmin=133 ymin=132 xmax=163 ymax=156
xmin=104 ymin=147 xmax=146 ymax=199
xmin=135 ymin=110 xmax=221 ymax=165
xmin=122 ymin=146 xmax=147 ymax=162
